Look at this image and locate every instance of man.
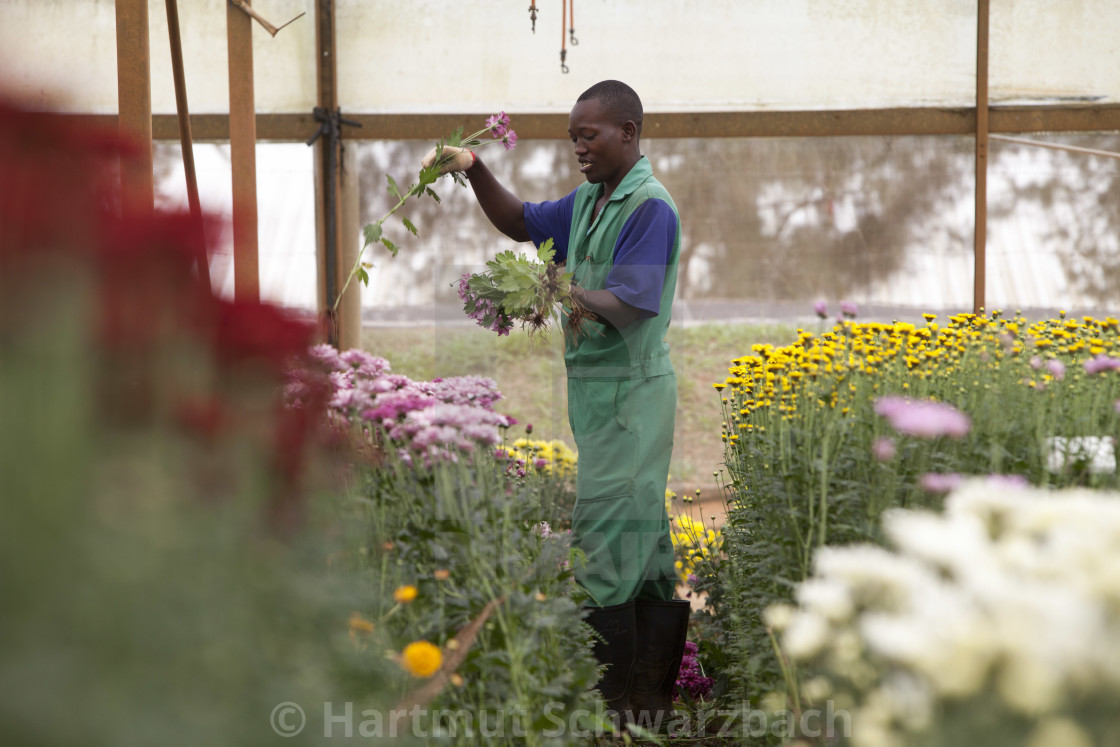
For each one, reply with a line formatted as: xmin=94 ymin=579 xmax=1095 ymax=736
xmin=422 ymin=80 xmax=688 ymax=727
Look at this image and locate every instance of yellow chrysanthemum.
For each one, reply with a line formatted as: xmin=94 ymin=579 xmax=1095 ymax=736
xmin=400 ymin=641 xmax=442 ymax=678
xmin=393 ymin=585 xmax=418 ymax=603
xmin=348 ymin=612 xmax=375 ymax=637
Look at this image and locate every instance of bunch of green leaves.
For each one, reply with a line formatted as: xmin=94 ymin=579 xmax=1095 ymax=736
xmin=462 ymin=239 xmax=574 ymax=338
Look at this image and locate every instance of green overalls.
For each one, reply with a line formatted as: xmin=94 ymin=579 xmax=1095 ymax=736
xmin=564 ymin=157 xmax=681 ymax=608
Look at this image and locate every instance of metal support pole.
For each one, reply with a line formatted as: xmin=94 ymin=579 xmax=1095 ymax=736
xmin=974 ymin=0 xmax=989 ymax=315
xmin=227 ymin=0 xmax=260 ymax=302
xmin=114 ymin=0 xmax=154 ymax=212
xmin=166 ymin=0 xmax=210 ymax=286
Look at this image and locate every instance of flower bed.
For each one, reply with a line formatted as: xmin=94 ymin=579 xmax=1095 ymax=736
xmin=712 ymin=310 xmax=1120 ymax=705
xmin=770 ymin=479 xmax=1120 ymax=746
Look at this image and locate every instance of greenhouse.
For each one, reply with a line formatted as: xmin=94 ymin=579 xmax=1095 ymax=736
xmin=3 ymin=1 xmax=1120 ymax=745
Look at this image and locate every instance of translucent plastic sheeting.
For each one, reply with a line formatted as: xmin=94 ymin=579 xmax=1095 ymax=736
xmin=4 ymin=0 xmax=1120 ymax=117
xmin=155 ymin=143 xmax=317 ymax=307
xmin=341 ymin=0 xmax=1119 ymax=113
xmin=343 ymin=134 xmax=1120 ymax=321
xmin=335 ymin=0 xmax=982 ymax=112
xmin=0 ymin=0 xmax=315 ymax=114
xmin=151 ymin=133 xmax=1120 ymax=320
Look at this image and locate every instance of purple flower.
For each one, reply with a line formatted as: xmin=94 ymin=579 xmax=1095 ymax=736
xmin=502 ymin=129 xmax=518 ymax=151
xmin=340 ymin=348 xmax=390 ymax=377
xmin=919 ymin=472 xmax=964 ymax=494
xmin=874 ymin=396 xmax=971 ymax=439
xmin=674 ymin=641 xmax=714 ymax=701
xmin=309 ymin=343 xmax=345 ymax=370
xmin=1046 ymin=359 xmax=1066 ymax=380
xmin=533 ymin=458 xmax=548 ymax=469
xmin=318 ymin=347 xmax=520 ymax=464
xmin=485 ymin=111 xmax=510 ymax=138
xmin=1029 ymin=355 xmax=1043 ymax=370
xmin=872 ymin=437 xmax=897 ymax=462
xmin=839 ymin=300 xmax=859 ymax=318
xmin=1084 ymin=355 xmax=1120 ymax=375
xmin=813 ymin=300 xmax=827 ymax=319
xmin=986 ymin=473 xmax=1029 ymax=488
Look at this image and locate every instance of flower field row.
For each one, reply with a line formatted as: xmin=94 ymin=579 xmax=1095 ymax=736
xmin=708 ymin=310 xmax=1120 ymax=719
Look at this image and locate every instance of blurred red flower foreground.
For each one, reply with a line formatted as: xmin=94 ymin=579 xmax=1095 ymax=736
xmin=1 ymin=98 xmax=336 ymax=534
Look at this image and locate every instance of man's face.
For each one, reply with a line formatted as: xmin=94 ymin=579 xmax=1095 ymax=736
xmin=568 ymin=98 xmax=630 ymax=186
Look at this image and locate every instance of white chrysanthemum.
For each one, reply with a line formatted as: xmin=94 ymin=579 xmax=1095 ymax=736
xmin=1025 ymin=717 xmax=1094 ymax=747
xmin=782 ymin=611 xmax=829 ymax=660
xmin=790 ymin=481 xmax=1120 ymax=745
xmin=813 ymin=545 xmax=938 ymax=613
xmin=876 ymin=672 xmax=934 ymax=732
xmin=944 ymin=480 xmax=1035 ymax=536
xmin=797 ymin=578 xmax=855 ymax=622
xmin=762 ymin=602 xmax=796 ymax=631
xmin=882 ymin=509 xmax=991 ymax=576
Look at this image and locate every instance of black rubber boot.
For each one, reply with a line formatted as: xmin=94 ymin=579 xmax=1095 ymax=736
xmin=583 ymin=602 xmax=636 ymax=724
xmin=629 ymin=599 xmax=691 ymax=732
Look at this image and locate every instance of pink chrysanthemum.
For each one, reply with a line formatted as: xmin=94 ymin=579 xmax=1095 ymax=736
xmin=874 ymin=396 xmax=971 ymax=439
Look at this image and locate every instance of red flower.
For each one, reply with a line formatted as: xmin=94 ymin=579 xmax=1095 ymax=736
xmin=174 ymin=396 xmax=230 ymax=441
xmin=0 ymin=102 xmax=125 ymax=266
xmin=95 ymin=209 xmax=213 ymax=350
xmin=211 ymin=300 xmax=316 ymax=373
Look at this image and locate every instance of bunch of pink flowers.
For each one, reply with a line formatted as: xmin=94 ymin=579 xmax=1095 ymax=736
xmin=874 ymin=395 xmax=971 ymax=439
xmin=484 ymin=111 xmax=518 ymax=150
xmin=457 ymin=273 xmax=514 ymax=336
xmin=308 ymin=345 xmax=516 ymax=465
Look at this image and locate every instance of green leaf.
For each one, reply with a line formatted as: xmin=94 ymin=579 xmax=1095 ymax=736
xmin=536 ymin=238 xmax=556 ymax=264
xmin=356 ymin=266 xmax=370 ymax=286
xmin=386 ymin=174 xmax=401 ymax=199
xmin=444 ymin=126 xmax=465 ymax=148
xmin=381 ymin=237 xmax=399 ymax=257
xmin=363 ymin=222 xmax=383 ymax=247
xmin=401 ymin=216 xmax=419 ymax=237
xmin=424 ymin=186 xmax=441 ymax=203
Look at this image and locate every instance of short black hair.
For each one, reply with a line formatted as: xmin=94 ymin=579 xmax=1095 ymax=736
xmin=577 ymin=80 xmax=643 ymax=136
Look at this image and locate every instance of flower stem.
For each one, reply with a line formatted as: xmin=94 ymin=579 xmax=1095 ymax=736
xmin=331 ymin=133 xmax=501 ymax=315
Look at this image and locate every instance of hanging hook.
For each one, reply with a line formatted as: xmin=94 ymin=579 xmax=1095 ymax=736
xmin=528 ymin=1 xmax=537 ymax=33
xmin=560 ymin=48 xmax=569 ymax=74
xmin=568 ymin=0 xmax=578 ymax=45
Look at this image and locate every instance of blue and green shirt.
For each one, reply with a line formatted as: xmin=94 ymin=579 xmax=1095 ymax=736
xmin=523 ymin=156 xmax=681 ymax=379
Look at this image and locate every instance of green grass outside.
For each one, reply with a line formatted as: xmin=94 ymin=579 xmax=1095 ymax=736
xmin=361 ymin=321 xmax=798 ymax=490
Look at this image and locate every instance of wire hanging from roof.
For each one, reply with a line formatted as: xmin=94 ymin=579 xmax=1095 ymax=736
xmin=560 ymin=0 xmax=569 ymax=73
xmin=527 ymin=0 xmax=582 ymax=72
